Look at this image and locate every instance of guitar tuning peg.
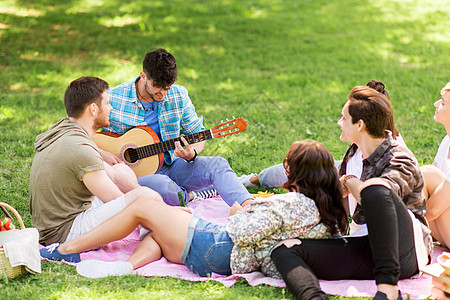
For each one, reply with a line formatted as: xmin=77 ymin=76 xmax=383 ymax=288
xmin=221 ymin=120 xmax=224 ymax=123
xmin=226 ymin=118 xmax=229 ymax=121
xmin=232 ymin=116 xmax=235 ymax=119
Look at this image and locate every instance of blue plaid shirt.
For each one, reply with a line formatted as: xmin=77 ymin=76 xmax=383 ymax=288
xmin=104 ymin=77 xmax=205 ymax=164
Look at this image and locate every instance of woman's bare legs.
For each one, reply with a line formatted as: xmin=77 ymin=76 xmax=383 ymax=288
xmin=76 ymin=232 xmax=163 ymax=278
xmin=123 ymin=186 xmax=164 ymax=205
xmin=58 ymin=196 xmax=193 ymax=267
xmin=110 ymin=162 xmax=138 ymax=182
xmin=421 ymin=165 xmax=450 ymax=248
xmin=433 ymin=209 xmax=450 ymax=248
xmin=127 ymin=233 xmax=162 ymax=269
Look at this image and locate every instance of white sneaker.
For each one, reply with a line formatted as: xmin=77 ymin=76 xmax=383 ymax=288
xmin=238 ymin=173 xmax=258 ymax=188
xmin=191 ymin=187 xmax=218 ymax=201
xmin=76 ymin=260 xmax=133 ymax=278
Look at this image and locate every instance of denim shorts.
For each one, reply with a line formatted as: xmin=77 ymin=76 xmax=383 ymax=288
xmin=180 ymin=216 xmax=233 ymax=277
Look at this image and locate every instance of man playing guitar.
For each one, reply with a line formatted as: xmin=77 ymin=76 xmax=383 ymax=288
xmin=99 ymin=49 xmax=254 ymax=208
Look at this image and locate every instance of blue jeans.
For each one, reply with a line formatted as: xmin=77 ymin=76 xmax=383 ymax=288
xmin=181 ymin=216 xmax=233 ymax=277
xmin=138 ymin=156 xmax=253 ymax=206
xmin=258 ymin=161 xmax=342 ymax=188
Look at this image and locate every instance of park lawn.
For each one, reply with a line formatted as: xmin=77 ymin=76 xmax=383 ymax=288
xmin=0 ymin=0 xmax=448 ymax=299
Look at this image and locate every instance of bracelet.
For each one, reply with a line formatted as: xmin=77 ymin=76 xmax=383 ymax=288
xmin=185 ymin=149 xmax=198 ymax=163
xmin=342 ymin=174 xmax=357 ymax=184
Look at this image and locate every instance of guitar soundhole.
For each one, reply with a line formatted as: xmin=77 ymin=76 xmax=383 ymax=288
xmin=123 ymin=148 xmax=139 ymax=163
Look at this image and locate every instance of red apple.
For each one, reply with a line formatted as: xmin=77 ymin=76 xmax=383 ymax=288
xmin=2 ymin=217 xmax=12 ymax=230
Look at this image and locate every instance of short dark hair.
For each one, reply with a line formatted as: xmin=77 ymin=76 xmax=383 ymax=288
xmin=143 ymin=48 xmax=177 ymax=88
xmin=348 ymin=83 xmax=394 ymax=138
xmin=283 ymin=141 xmax=347 ymax=236
xmin=64 ymin=77 xmax=109 ymax=118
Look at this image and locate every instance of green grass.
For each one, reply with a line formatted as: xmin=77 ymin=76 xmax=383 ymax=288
xmin=0 ymin=0 xmax=448 ymax=298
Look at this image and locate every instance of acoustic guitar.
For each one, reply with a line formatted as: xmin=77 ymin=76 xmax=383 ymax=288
xmin=92 ymin=117 xmax=247 ymax=177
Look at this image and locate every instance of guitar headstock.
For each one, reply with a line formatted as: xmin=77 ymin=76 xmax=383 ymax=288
xmin=211 ymin=117 xmax=247 ymax=138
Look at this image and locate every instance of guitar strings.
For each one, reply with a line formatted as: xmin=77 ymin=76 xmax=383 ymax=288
xmin=117 ymin=120 xmax=243 ymax=169
xmin=132 ymin=130 xmax=212 ymax=161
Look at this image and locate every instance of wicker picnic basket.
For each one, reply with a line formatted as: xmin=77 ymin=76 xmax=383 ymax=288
xmin=0 ymin=202 xmax=28 ymax=279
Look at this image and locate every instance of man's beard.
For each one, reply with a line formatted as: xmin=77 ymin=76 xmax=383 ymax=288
xmin=144 ymin=82 xmax=159 ymax=102
xmin=93 ymin=109 xmax=110 ymax=130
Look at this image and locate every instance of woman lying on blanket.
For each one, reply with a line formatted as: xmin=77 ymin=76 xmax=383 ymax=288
xmin=420 ymin=82 xmax=450 ymax=249
xmin=270 ymin=83 xmax=432 ymax=300
xmin=40 ymin=140 xmax=348 ymax=279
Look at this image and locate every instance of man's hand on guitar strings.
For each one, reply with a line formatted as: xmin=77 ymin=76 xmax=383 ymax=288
xmin=174 ymin=136 xmax=196 ymax=160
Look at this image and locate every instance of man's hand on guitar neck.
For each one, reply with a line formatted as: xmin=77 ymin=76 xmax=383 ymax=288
xmin=100 ymin=148 xmax=123 ymax=165
xmin=174 ymin=137 xmax=205 ymax=161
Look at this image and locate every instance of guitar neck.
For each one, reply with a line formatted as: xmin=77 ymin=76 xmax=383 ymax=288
xmin=135 ymin=129 xmax=213 ymax=160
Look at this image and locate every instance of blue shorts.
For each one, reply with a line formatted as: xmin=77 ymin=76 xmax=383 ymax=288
xmin=180 ymin=216 xmax=233 ymax=277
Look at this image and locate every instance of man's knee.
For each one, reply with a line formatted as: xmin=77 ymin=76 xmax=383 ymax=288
xmin=138 ymin=174 xmax=179 ymax=192
xmin=112 ymin=163 xmax=137 ymax=181
xmin=206 ymin=156 xmax=231 ymax=171
xmin=138 ymin=175 xmax=185 ymax=206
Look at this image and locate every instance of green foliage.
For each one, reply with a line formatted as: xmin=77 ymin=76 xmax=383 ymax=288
xmin=0 ymin=0 xmax=448 ymax=298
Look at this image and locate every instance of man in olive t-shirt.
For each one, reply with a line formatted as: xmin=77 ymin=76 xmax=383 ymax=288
xmin=29 ymin=118 xmax=105 ymax=244
xmin=29 ymin=77 xmax=161 ymax=246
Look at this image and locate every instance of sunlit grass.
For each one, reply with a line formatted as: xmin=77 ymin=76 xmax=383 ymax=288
xmin=0 ymin=0 xmax=448 ymax=298
xmin=0 ymin=6 xmax=43 ymax=17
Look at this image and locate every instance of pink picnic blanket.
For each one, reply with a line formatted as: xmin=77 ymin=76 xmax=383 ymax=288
xmin=63 ymin=196 xmax=442 ymax=298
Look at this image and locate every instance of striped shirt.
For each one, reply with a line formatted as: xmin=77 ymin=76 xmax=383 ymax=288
xmin=103 ymin=77 xmax=205 ymax=164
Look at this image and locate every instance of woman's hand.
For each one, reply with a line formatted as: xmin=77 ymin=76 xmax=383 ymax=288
xmin=230 ymin=202 xmax=244 ymax=216
xmin=273 ymin=239 xmax=302 ymax=251
xmin=340 ymin=174 xmax=356 ymax=197
xmin=341 ymin=174 xmax=366 ymax=205
xmin=340 ymin=180 xmax=349 ymax=198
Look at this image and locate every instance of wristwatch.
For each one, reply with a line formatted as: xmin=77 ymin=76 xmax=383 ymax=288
xmin=185 ymin=149 xmax=198 ymax=163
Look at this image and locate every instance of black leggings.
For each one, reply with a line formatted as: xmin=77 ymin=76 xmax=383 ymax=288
xmin=271 ymin=185 xmax=419 ymax=300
